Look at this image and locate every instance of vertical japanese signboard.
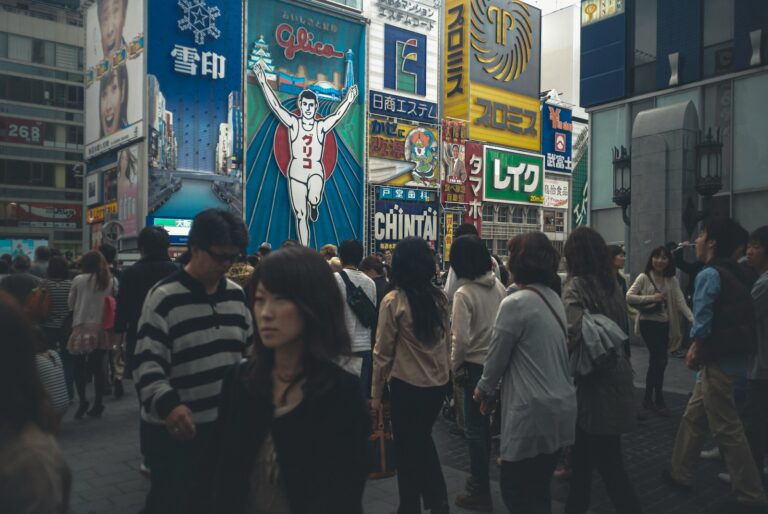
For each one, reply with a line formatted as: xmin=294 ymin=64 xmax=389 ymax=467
xmin=463 ymin=141 xmax=484 ymax=232
xmin=541 ymin=103 xmax=573 ymax=174
xmin=246 ymin=0 xmax=366 ymax=250
xmin=147 ymin=0 xmax=244 ymax=220
xmin=85 ymin=0 xmax=145 ymax=159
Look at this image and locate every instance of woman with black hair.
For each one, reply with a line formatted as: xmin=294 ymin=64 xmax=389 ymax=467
xmin=372 ymin=237 xmax=452 ymax=514
xmin=562 ymin=227 xmax=642 ymax=514
xmin=448 ymin=235 xmax=506 ymax=511
xmin=209 ymin=246 xmax=368 ymax=514
xmin=627 ymin=246 xmax=692 ymax=416
xmin=0 ymin=291 xmax=71 ymax=513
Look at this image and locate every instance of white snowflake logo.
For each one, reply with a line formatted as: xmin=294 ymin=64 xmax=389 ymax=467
xmin=177 ymin=0 xmax=221 ymax=46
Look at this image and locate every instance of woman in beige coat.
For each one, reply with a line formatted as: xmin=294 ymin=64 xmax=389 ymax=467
xmin=627 ymin=246 xmax=692 ymax=416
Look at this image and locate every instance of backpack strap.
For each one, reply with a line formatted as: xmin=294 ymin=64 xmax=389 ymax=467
xmin=523 ymin=286 xmax=568 ymax=341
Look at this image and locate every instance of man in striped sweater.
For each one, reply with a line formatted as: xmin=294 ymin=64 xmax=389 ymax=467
xmin=133 ymin=209 xmax=253 ymax=514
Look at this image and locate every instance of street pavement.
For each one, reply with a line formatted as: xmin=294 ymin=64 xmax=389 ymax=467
xmin=58 ymin=345 xmax=749 ymax=513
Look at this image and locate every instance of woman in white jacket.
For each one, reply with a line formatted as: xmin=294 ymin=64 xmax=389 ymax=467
xmin=627 ymin=246 xmax=692 ymax=416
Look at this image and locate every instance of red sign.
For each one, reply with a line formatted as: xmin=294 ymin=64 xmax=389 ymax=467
xmin=275 ymin=24 xmax=345 ymax=60
xmin=14 ymin=202 xmax=81 ymax=228
xmin=463 ymin=142 xmax=484 ymax=234
xmin=0 ymin=115 xmax=44 ymax=146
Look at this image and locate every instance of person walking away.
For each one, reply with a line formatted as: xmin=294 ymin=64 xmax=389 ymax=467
xmin=98 ymin=244 xmax=121 ymax=397
xmin=562 ymin=227 xmax=642 ymax=514
xmin=372 ymin=237 xmax=451 ymax=514
xmin=627 ymin=246 xmax=693 ymax=416
xmin=30 ymin=245 xmax=51 ymax=278
xmin=67 ymin=251 xmax=117 ymax=419
xmin=360 ymin=255 xmax=391 ymax=307
xmin=741 ymin=225 xmax=768 ymax=482
xmin=209 ymin=246 xmax=368 ymax=513
xmin=664 ymin=217 xmax=768 ymax=513
xmin=133 ymin=209 xmax=252 ymax=514
xmin=0 ymin=255 xmax=41 ymax=306
xmin=334 ymin=239 xmax=377 ymax=398
xmin=34 ymin=328 xmax=70 ymax=427
xmin=448 ymin=234 xmax=506 ymax=511
xmin=0 ymin=291 xmax=71 ymax=514
xmin=40 ymin=256 xmax=74 ymax=401
xmin=475 ymin=233 xmax=577 ymax=513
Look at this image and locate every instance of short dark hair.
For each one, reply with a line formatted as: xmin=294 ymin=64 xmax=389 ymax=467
xmin=46 ymin=256 xmax=69 ymax=280
xmin=98 ymin=243 xmax=117 ymax=264
xmin=644 ymin=246 xmax=677 ymax=278
xmin=749 ymin=226 xmax=768 ymax=249
xmin=564 ymin=227 xmax=616 ymax=294
xmin=702 ymin=217 xmax=745 ymax=260
xmin=0 ymin=260 xmax=9 ymax=274
xmin=298 ymin=90 xmax=318 ymax=104
xmin=34 ymin=246 xmax=51 ymax=262
xmin=12 ymin=255 xmax=31 ymax=271
xmin=450 ymin=235 xmax=491 ymax=280
xmin=138 ymin=226 xmax=170 ymax=259
xmin=507 ymin=232 xmax=560 ymax=291
xmin=338 ymin=239 xmax=363 ymax=267
xmin=1 ymin=254 xmax=11 ymax=265
xmin=455 ymin=223 xmax=479 ymax=238
xmin=608 ymin=244 xmax=625 ymax=258
xmin=359 ymin=255 xmax=385 ymax=275
xmin=188 ymin=209 xmax=248 ymax=252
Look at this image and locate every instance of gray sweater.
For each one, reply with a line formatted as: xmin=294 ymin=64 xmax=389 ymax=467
xmin=477 ymin=285 xmax=577 ymax=462
xmin=750 ymin=272 xmax=768 ymax=380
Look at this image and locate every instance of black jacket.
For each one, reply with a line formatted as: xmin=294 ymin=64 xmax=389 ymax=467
xmin=209 ymin=360 xmax=369 ymax=514
xmin=113 ymin=256 xmax=177 ymax=369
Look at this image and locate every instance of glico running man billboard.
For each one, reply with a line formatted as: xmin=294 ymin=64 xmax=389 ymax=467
xmin=84 ymin=0 xmax=145 ymax=159
xmin=147 ymin=0 xmax=244 ymax=220
xmin=246 ymin=0 xmax=366 ymax=250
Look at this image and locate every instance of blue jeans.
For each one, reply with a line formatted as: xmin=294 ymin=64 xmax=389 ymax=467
xmin=356 ymin=350 xmax=372 ymax=399
xmin=462 ymin=362 xmax=491 ymax=493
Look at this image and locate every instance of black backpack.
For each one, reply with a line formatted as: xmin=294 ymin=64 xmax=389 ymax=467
xmin=339 ymin=270 xmax=378 ymax=328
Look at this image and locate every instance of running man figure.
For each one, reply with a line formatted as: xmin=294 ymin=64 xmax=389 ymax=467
xmin=254 ymin=63 xmax=358 ymax=246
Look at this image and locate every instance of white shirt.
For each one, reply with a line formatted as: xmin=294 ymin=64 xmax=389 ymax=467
xmin=334 ymin=269 xmax=377 ymax=353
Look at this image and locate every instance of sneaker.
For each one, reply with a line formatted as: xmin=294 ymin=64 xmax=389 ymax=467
xmin=718 ymin=473 xmax=732 ymax=485
xmin=700 ymin=447 xmax=722 ymax=460
xmin=455 ymin=492 xmax=492 ymax=512
xmin=662 ymin=469 xmax=693 ymax=491
xmin=139 ymin=463 xmax=151 ymax=479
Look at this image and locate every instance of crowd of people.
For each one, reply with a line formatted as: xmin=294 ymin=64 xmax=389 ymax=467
xmin=1 ymin=211 xmax=767 ymax=514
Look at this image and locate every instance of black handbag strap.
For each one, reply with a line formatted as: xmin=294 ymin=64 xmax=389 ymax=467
xmin=339 ymin=270 xmax=356 ymax=295
xmin=523 ymin=286 xmax=567 ymax=341
xmin=645 ymin=273 xmax=661 ymax=293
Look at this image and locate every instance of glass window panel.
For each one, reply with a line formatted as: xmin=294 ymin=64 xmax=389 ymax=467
xmin=703 ymin=0 xmax=734 ymax=47
xmin=733 ymin=74 xmax=768 ymax=191
xmin=591 ymin=106 xmax=628 ymax=209
xmin=482 ymin=204 xmax=494 ymax=222
xmin=734 ymin=192 xmax=768 ymax=233
xmin=511 ymin=207 xmax=524 ymax=224
xmin=497 ymin=205 xmax=508 ymax=222
xmin=55 ymin=44 xmax=78 ymax=70
xmin=633 ymin=0 xmax=657 ymax=95
xmin=656 ymin=88 xmax=702 ymax=127
xmin=527 ymin=208 xmax=539 ymax=225
xmin=44 ymin=41 xmax=55 ymax=66
xmin=0 ymin=33 xmax=7 ymax=59
xmin=483 ymin=239 xmax=494 ymax=254
xmin=703 ymin=82 xmax=732 ymax=192
xmin=8 ymin=35 xmax=32 ymax=62
xmin=631 ymin=99 xmax=655 ymax=135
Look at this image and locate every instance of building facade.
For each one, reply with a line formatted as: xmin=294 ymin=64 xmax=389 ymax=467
xmin=581 ymin=0 xmax=768 ymax=274
xmin=0 ymin=0 xmax=84 ymax=257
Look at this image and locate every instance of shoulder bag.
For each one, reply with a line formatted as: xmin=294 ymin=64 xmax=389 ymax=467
xmin=633 ymin=274 xmax=663 ymax=314
xmin=24 ymin=280 xmax=51 ymax=324
xmin=339 ymin=270 xmax=378 ymax=328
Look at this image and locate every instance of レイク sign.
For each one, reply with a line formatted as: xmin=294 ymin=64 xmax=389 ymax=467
xmin=484 ymin=146 xmax=544 ymax=206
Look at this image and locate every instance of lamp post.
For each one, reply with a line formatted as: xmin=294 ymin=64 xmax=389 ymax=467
xmin=612 ymin=145 xmax=632 ymax=226
xmin=683 ymin=128 xmax=724 ymax=235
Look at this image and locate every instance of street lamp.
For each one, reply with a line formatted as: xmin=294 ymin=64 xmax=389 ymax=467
xmin=683 ymin=128 xmax=724 ymax=235
xmin=612 ymin=145 xmax=631 ymax=226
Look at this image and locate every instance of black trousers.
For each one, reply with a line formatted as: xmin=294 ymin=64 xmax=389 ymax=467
xmin=73 ymin=349 xmax=106 ymax=406
xmin=742 ymin=379 xmax=768 ymax=473
xmin=500 ymin=451 xmax=560 ymax=514
xmin=565 ymin=426 xmax=642 ymax=514
xmin=390 ymin=377 xmax=449 ymax=514
xmin=639 ymin=320 xmax=670 ymax=406
xmin=142 ymin=422 xmax=215 ymax=514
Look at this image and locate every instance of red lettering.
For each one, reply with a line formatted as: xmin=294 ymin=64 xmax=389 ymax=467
xmin=276 ymin=23 xmax=345 ymax=60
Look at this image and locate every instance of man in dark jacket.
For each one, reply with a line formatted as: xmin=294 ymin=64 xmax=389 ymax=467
xmin=666 ymin=218 xmax=768 ymax=512
xmin=0 ymin=255 xmax=41 ymax=306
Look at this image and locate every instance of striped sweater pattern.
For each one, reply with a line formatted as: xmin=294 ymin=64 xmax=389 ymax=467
xmin=133 ymin=270 xmax=253 ymax=425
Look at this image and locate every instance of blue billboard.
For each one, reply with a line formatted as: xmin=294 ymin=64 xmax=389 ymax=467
xmin=147 ymin=0 xmax=244 ymax=220
xmin=246 ymin=0 xmax=366 ymax=251
xmin=371 ymin=198 xmax=439 ymax=254
xmin=541 ymin=103 xmax=573 ymax=175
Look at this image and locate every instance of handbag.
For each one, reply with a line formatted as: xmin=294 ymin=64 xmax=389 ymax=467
xmin=24 ymin=280 xmax=51 ymax=324
xmin=103 ymin=279 xmax=117 ymax=331
xmin=339 ymin=270 xmax=378 ymax=328
xmin=633 ymin=274 xmax=663 ymax=314
xmin=367 ymin=402 xmax=396 ymax=479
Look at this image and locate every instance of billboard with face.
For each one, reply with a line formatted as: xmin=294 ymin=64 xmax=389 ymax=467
xmin=246 ymin=0 xmax=366 ymax=250
xmin=117 ymin=144 xmax=140 ymax=237
xmin=368 ymin=116 xmax=439 ymax=187
xmin=146 ymin=0 xmax=244 ymax=220
xmin=85 ymin=0 xmax=145 ymax=159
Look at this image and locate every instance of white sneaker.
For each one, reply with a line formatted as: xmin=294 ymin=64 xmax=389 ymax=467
xmin=700 ymin=447 xmax=722 ymax=460
xmin=139 ymin=463 xmax=151 ymax=479
xmin=717 ymin=472 xmax=731 ymax=484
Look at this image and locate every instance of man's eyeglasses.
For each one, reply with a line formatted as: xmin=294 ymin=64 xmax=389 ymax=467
xmin=203 ymin=248 xmax=241 ymax=264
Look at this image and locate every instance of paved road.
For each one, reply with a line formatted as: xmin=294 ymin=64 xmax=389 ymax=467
xmin=58 ymin=345 xmax=745 ymax=513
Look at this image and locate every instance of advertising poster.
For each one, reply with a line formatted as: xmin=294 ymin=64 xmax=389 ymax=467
xmin=581 ymin=0 xmax=625 ymax=26
xmin=372 ymin=198 xmax=439 ymax=253
xmin=246 ymin=0 xmax=366 ymax=249
xmin=14 ymin=203 xmax=81 ymax=229
xmin=147 ymin=0 xmax=244 ymax=220
xmin=543 ymin=176 xmax=569 ymax=209
xmin=542 ymin=104 xmax=573 ymax=174
xmin=484 ymin=145 xmax=544 ymax=206
xmin=442 ymin=119 xmax=468 ymax=204
xmin=0 ymin=239 xmax=49 ymax=258
xmin=86 ymin=173 xmax=102 ymax=207
xmin=117 ymin=144 xmax=139 ymax=237
xmin=0 ymin=116 xmax=44 ymax=145
xmin=368 ymin=116 xmax=439 ymax=187
xmin=463 ymin=141 xmax=484 ymax=233
xmin=84 ymin=0 xmax=145 ymax=159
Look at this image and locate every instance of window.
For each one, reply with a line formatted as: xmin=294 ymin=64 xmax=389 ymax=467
xmin=0 ymin=159 xmax=55 ymax=187
xmin=591 ymin=107 xmax=628 ymax=209
xmin=511 ymin=207 xmax=524 ymax=224
xmin=703 ymin=0 xmax=734 ymax=78
xmin=497 ymin=205 xmax=508 ymax=223
xmin=482 ymin=204 xmax=494 ymax=222
xmin=527 ymin=208 xmax=540 ymax=225
xmin=0 ymin=75 xmax=83 ymax=109
xmin=483 ymin=239 xmax=494 ymax=254
xmin=496 ymin=239 xmax=508 ymax=257
xmin=55 ymin=44 xmax=78 ymax=70
xmin=633 ymin=0 xmax=657 ymax=94
xmin=8 ymin=35 xmax=32 ymax=62
xmin=733 ymin=73 xmax=768 ymax=191
xmin=544 ymin=210 xmax=565 ymax=233
xmin=0 ymin=33 xmax=7 ymax=59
